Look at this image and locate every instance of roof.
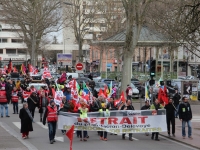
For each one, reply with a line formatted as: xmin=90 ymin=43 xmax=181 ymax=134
xmin=92 ymin=26 xmax=175 ymax=46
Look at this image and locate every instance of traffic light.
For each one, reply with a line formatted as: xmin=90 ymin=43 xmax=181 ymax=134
xmin=150 ymin=60 xmax=156 ymax=77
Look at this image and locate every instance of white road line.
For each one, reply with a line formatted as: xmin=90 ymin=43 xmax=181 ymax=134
xmin=160 ymin=135 xmax=199 ymax=150
xmin=36 ymin=122 xmax=64 ymax=142
xmin=13 ymin=122 xmax=21 ymax=129
xmin=36 ymin=122 xmax=48 ymax=129
xmin=0 ymin=122 xmax=38 ymax=150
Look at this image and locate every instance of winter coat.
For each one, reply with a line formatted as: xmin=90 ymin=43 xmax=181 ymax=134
xmin=165 ymin=103 xmax=175 ymax=118
xmin=27 ymin=95 xmax=38 ymax=110
xmin=19 ymin=108 xmax=33 ymax=133
xmin=173 ymin=93 xmax=181 ymax=107
xmin=178 ymin=102 xmax=192 ymax=121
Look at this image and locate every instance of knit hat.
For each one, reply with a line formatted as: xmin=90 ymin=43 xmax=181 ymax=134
xmin=50 ymin=100 xmax=54 ymax=104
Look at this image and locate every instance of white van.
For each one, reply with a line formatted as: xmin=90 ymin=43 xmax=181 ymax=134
xmin=67 ymin=73 xmax=79 ymax=79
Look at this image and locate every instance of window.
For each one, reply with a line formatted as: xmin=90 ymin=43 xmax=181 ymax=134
xmin=0 ymin=49 xmax=3 ymax=54
xmin=11 ymin=39 xmax=23 ymax=43
xmin=6 ymin=49 xmax=16 ymax=54
xmin=0 ymin=38 xmax=7 ymax=43
xmin=110 ymin=51 xmax=112 ymax=59
xmin=18 ymin=49 xmax=26 ymax=54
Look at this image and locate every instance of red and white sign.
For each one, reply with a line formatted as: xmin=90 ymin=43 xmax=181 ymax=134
xmin=76 ymin=63 xmax=84 ymax=71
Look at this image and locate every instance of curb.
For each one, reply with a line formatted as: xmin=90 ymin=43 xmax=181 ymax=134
xmin=160 ymin=133 xmax=200 ymax=150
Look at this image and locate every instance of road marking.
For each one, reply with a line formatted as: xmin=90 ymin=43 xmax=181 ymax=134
xmin=1 ymin=122 xmax=38 ymax=150
xmin=36 ymin=122 xmax=64 ymax=142
xmin=13 ymin=122 xmax=21 ymax=129
xmin=192 ymin=116 xmax=200 ymax=123
xmin=160 ymin=135 xmax=199 ymax=150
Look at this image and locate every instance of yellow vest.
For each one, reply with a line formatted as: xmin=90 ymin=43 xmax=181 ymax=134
xmin=80 ymin=108 xmax=88 ymax=119
xmin=99 ymin=109 xmax=110 ymax=117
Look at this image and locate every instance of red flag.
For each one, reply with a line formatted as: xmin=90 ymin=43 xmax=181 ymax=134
xmin=66 ymin=125 xmax=75 ymax=150
xmin=158 ymin=87 xmax=168 ymax=105
xmin=98 ymin=88 xmax=105 ymax=98
xmin=103 ymin=85 xmax=108 ymax=98
xmin=120 ymin=91 xmax=126 ymax=103
xmin=7 ymin=58 xmax=12 ymax=73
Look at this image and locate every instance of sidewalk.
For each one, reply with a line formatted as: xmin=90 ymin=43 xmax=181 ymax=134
xmin=160 ymin=118 xmax=200 ymax=149
xmin=0 ymin=122 xmax=28 ymax=150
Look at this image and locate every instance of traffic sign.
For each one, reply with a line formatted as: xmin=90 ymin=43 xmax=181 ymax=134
xmin=76 ymin=63 xmax=84 ymax=71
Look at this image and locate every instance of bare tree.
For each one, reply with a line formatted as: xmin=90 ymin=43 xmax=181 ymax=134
xmin=63 ymin=0 xmax=102 ymax=63
xmin=120 ymin=0 xmax=154 ymax=92
xmin=0 ymin=0 xmax=63 ymax=66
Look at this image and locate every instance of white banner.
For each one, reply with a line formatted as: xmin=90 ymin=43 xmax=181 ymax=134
xmin=54 ymin=91 xmax=63 ymax=105
xmin=58 ymin=110 xmax=167 ymax=134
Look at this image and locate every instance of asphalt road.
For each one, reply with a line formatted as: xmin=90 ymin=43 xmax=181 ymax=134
xmin=0 ymin=103 xmax=198 ymax=150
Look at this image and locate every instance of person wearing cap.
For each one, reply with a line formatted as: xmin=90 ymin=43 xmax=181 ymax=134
xmin=43 ymin=100 xmax=58 ymax=144
xmin=27 ymin=92 xmax=38 ymax=118
xmin=178 ymin=97 xmax=193 ymax=139
xmin=165 ymin=97 xmax=176 ymax=137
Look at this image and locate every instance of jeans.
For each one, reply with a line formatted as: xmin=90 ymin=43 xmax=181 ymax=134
xmin=1 ymin=104 xmax=8 ymax=116
xmin=80 ymin=130 xmax=87 ymax=138
xmin=48 ymin=122 xmax=57 ymax=141
xmin=100 ymin=131 xmax=107 ymax=138
xmin=182 ymin=120 xmax=192 ymax=137
xmin=13 ymin=102 xmax=18 ymax=113
xmin=40 ymin=107 xmax=46 ymax=119
xmin=175 ymin=105 xmax=179 ymax=117
xmin=152 ymin=132 xmax=159 ymax=139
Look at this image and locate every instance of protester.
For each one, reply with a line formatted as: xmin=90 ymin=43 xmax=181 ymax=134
xmin=99 ymin=103 xmax=110 ymax=141
xmin=121 ymin=99 xmax=134 ymax=141
xmin=165 ymin=97 xmax=176 ymax=137
xmin=0 ymin=87 xmax=10 ymax=117
xmin=178 ymin=97 xmax=193 ymax=139
xmin=39 ymin=92 xmax=49 ymax=122
xmin=150 ymin=98 xmax=164 ymax=141
xmin=173 ymin=89 xmax=181 ymax=118
xmin=141 ymin=100 xmax=150 ymax=136
xmin=19 ymin=103 xmax=33 ymax=139
xmin=12 ymin=87 xmax=19 ymax=114
xmin=63 ymin=87 xmax=71 ymax=101
xmin=27 ymin=92 xmax=38 ymax=118
xmin=78 ymin=100 xmax=88 ymax=141
xmin=5 ymin=79 xmax=14 ymax=104
xmin=126 ymin=85 xmax=132 ymax=100
xmin=60 ymin=97 xmax=71 ymax=135
xmin=108 ymin=97 xmax=117 ymax=110
xmin=43 ymin=100 xmax=58 ymax=144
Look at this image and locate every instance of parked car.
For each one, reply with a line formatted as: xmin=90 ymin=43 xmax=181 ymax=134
xmin=28 ymin=83 xmax=48 ymax=91
xmin=75 ymin=77 xmax=91 ymax=84
xmin=186 ymin=76 xmax=195 ymax=80
xmin=94 ymin=82 xmax=106 ymax=93
xmin=118 ymin=82 xmax=140 ymax=98
xmin=131 ymin=79 xmax=145 ymax=97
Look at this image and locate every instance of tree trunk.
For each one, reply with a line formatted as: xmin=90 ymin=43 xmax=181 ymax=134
xmin=121 ymin=53 xmax=132 ymax=92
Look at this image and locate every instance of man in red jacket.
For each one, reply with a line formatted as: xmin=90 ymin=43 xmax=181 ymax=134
xmin=0 ymin=87 xmax=10 ymax=117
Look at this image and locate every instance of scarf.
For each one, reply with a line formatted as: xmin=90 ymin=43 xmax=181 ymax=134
xmin=25 ymin=108 xmax=34 ymax=122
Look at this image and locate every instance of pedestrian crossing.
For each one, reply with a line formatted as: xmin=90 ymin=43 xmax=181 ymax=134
xmin=192 ymin=116 xmax=200 ymax=123
xmin=13 ymin=121 xmax=64 ymax=142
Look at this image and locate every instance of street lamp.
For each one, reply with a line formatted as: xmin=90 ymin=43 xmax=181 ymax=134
xmin=63 ymin=2 xmax=89 ymax=62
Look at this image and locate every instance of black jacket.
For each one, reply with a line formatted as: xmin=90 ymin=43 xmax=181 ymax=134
xmin=173 ymin=93 xmax=181 ymax=107
xmin=121 ymin=105 xmax=135 ymax=110
xmin=165 ymin=103 xmax=175 ymax=118
xmin=178 ymin=102 xmax=192 ymax=121
xmin=108 ymin=102 xmax=117 ymax=110
xmin=90 ymin=100 xmax=101 ymax=112
xmin=19 ymin=108 xmax=33 ymax=133
xmin=27 ymin=95 xmax=38 ymax=110
xmin=141 ymin=105 xmax=150 ymax=110
xmin=60 ymin=101 xmax=70 ymax=112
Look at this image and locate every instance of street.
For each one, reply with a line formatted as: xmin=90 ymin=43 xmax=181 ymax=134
xmin=0 ymin=103 xmax=199 ymax=150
